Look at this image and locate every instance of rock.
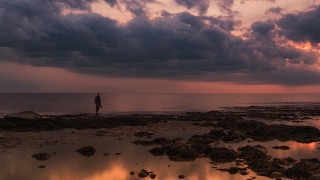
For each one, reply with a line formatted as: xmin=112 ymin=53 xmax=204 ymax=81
xmin=272 ymin=146 xmax=290 ymax=150
xmin=190 ymin=143 xmax=212 ymax=156
xmin=138 ymin=172 xmax=148 ymax=178
xmin=134 ymin=131 xmax=154 ymax=138
xmin=138 ymin=169 xmax=149 ymax=178
xmin=208 ymin=147 xmax=237 ymax=163
xmin=149 ymin=147 xmax=166 ymax=156
xmin=32 ymin=153 xmax=50 ymax=161
xmin=132 ymin=140 xmax=154 ymax=146
xmin=76 ymin=146 xmax=96 ymax=157
xmin=271 ymin=172 xmax=282 ymax=178
xmin=284 ymin=158 xmax=320 ymax=179
xmin=217 ymin=167 xmax=248 ymax=175
xmin=272 ymin=157 xmax=296 ymax=166
xmin=38 ymin=165 xmax=46 ymax=169
xmin=240 ymin=170 xmax=248 ymax=175
xmin=152 ymin=138 xmax=171 ymax=146
xmin=5 ymin=111 xmax=42 ymax=120
xmin=130 ymin=171 xmax=134 ymax=175
xmin=172 ymin=137 xmax=185 ymax=144
xmin=166 ymin=144 xmax=197 ymax=162
xmin=178 ymin=175 xmax=185 ymax=179
xmin=310 ymin=174 xmax=320 ymax=180
xmin=238 ymin=145 xmax=270 ymax=162
xmin=231 ymin=130 xmax=246 ymax=141
xmin=149 ymin=173 xmax=156 ymax=179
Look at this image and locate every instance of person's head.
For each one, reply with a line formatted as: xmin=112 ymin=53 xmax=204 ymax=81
xmin=97 ymin=93 xmax=100 ymax=96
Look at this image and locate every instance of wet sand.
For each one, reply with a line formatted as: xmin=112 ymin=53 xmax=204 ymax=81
xmin=1 ymin=104 xmax=320 ymax=179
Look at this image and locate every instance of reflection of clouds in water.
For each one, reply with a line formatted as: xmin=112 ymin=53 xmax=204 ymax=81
xmin=291 ymin=142 xmax=316 ymax=151
xmin=89 ymin=165 xmax=128 ymax=180
xmin=1 ymin=125 xmax=320 ymax=180
xmin=0 ymin=130 xmax=266 ymax=180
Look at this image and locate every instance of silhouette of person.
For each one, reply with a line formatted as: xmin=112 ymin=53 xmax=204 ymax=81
xmin=95 ymin=93 xmax=102 ymax=113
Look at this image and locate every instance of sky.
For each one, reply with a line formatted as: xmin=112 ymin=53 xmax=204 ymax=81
xmin=0 ymin=0 xmax=320 ymax=93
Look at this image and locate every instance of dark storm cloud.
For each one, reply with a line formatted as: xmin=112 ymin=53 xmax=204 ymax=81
xmin=251 ymin=20 xmax=275 ymax=35
xmin=276 ymin=5 xmax=320 ymax=44
xmin=213 ymin=0 xmax=235 ymax=15
xmin=265 ymin=6 xmax=283 ymax=14
xmin=103 ymin=0 xmax=118 ymax=7
xmin=174 ymin=0 xmax=210 ymax=15
xmin=1 ymin=0 xmax=320 ymax=86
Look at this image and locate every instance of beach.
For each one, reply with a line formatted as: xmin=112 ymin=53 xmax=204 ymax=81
xmin=1 ymin=103 xmax=320 ymax=180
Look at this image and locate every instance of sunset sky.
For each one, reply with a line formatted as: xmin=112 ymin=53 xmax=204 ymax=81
xmin=0 ymin=0 xmax=320 ymax=93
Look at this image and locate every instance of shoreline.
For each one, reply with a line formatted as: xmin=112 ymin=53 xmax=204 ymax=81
xmin=2 ymin=104 xmax=320 ymax=179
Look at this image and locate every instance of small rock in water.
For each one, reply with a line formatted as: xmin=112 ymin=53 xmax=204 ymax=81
xmin=149 ymin=173 xmax=156 ymax=179
xmin=38 ymin=165 xmax=46 ymax=169
xmin=76 ymin=146 xmax=96 ymax=157
xmin=272 ymin=146 xmax=290 ymax=150
xmin=178 ymin=175 xmax=185 ymax=179
xmin=32 ymin=153 xmax=50 ymax=161
xmin=138 ymin=172 xmax=148 ymax=178
xmin=138 ymin=169 xmax=150 ymax=178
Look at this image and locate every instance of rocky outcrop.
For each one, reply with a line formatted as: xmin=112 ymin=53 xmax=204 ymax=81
xmin=4 ymin=111 xmax=42 ymax=121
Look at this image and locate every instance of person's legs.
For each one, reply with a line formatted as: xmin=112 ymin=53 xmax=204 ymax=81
xmin=96 ymin=104 xmax=99 ymax=113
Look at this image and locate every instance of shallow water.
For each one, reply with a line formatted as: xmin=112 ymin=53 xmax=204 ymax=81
xmin=1 ymin=122 xmax=318 ymax=180
xmin=1 ymin=93 xmax=320 ymax=116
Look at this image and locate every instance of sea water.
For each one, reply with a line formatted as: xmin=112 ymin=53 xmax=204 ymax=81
xmin=1 ymin=93 xmax=320 ymax=116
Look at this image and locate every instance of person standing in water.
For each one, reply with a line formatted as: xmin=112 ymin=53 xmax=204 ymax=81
xmin=95 ymin=93 xmax=102 ymax=114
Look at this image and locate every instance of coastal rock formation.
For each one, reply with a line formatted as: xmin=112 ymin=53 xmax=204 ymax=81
xmin=284 ymin=158 xmax=320 ymax=179
xmin=5 ymin=111 xmax=42 ymax=121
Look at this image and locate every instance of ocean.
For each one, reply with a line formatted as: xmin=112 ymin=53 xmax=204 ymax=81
xmin=1 ymin=93 xmax=320 ymax=116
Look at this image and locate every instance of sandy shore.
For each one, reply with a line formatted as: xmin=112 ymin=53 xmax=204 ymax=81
xmin=1 ymin=104 xmax=320 ymax=179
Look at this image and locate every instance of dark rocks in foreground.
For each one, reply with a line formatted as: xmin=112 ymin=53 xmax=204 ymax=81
xmin=1 ymin=107 xmax=320 ymax=144
xmin=32 ymin=152 xmax=51 ymax=161
xmin=76 ymin=146 xmax=96 ymax=157
xmin=209 ymin=147 xmax=237 ymax=163
xmin=136 ymin=134 xmax=320 ymax=179
xmin=136 ymin=169 xmax=156 ymax=179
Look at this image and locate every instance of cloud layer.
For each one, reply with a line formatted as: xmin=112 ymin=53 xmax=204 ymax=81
xmin=0 ymin=0 xmax=320 ymax=86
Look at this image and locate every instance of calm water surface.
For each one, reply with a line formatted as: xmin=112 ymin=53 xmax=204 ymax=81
xmin=1 ymin=93 xmax=320 ymax=116
xmin=1 ymin=128 xmax=317 ymax=180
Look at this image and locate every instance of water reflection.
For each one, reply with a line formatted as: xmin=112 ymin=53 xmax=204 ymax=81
xmin=2 ymin=128 xmax=315 ymax=180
